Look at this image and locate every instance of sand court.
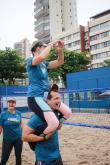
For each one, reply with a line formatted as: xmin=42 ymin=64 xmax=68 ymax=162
xmin=0 ymin=113 xmax=110 ymax=165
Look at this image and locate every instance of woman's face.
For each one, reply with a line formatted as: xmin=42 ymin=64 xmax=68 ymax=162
xmin=36 ymin=46 xmax=46 ymax=55
xmin=8 ymin=101 xmax=16 ymax=112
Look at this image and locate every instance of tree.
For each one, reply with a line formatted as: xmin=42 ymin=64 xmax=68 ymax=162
xmin=103 ymin=59 xmax=110 ymax=66
xmin=47 ymin=48 xmax=90 ymax=87
xmin=0 ymin=48 xmax=26 ymax=85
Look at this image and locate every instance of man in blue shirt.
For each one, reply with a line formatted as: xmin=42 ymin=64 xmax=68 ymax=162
xmin=22 ymin=87 xmax=64 ymax=165
xmin=0 ymin=97 xmax=23 ymax=165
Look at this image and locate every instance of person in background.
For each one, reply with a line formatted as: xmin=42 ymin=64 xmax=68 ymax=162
xmin=22 ymin=84 xmax=66 ymax=165
xmin=0 ymin=97 xmax=23 ymax=165
xmin=26 ymin=40 xmax=71 ymax=137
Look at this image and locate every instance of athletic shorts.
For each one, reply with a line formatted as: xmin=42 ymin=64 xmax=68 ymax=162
xmin=28 ymin=97 xmax=52 ymax=121
xmin=36 ymin=155 xmax=63 ymax=165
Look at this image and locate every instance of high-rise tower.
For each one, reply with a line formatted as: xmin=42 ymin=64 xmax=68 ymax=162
xmin=34 ymin=0 xmax=50 ymax=43
xmin=49 ymin=0 xmax=78 ymax=40
xmin=34 ymin=0 xmax=78 ymax=42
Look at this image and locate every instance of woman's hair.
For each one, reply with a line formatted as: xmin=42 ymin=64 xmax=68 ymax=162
xmin=47 ymin=84 xmax=59 ymax=100
xmin=31 ymin=41 xmax=47 ymax=53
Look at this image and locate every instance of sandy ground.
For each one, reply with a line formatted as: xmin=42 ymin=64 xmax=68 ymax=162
xmin=0 ymin=113 xmax=110 ymax=165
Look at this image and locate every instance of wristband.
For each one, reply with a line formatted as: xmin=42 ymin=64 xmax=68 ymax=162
xmin=48 ymin=43 xmax=53 ymax=49
xmin=59 ymin=117 xmax=66 ymax=123
xmin=40 ymin=133 xmax=46 ymax=140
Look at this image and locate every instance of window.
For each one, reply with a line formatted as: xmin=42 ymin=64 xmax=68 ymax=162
xmin=68 ymin=43 xmax=72 ymax=48
xmin=107 ymin=51 xmax=110 ymax=57
xmin=68 ymin=35 xmax=71 ymax=40
xmin=90 ymin=21 xmax=110 ymax=32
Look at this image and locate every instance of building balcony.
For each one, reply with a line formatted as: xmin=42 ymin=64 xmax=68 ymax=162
xmin=34 ymin=9 xmax=49 ymax=19
xmin=35 ymin=29 xmax=50 ymax=39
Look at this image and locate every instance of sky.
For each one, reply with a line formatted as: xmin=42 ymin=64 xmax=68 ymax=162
xmin=0 ymin=0 xmax=110 ymax=49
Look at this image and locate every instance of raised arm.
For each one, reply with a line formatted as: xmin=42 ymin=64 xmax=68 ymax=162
xmin=32 ymin=43 xmax=54 ymax=66
xmin=47 ymin=42 xmax=64 ymax=69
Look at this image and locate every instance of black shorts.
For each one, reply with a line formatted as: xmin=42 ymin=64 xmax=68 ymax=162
xmin=28 ymin=97 xmax=45 ymax=121
xmin=36 ymin=155 xmax=63 ymax=165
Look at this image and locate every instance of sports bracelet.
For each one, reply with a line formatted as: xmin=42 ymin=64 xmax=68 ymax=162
xmin=40 ymin=133 xmax=46 ymax=140
xmin=48 ymin=43 xmax=53 ymax=48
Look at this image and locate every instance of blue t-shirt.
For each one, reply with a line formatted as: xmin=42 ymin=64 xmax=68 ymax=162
xmin=0 ymin=110 xmax=22 ymax=140
xmin=27 ymin=115 xmax=60 ymax=161
xmin=26 ymin=57 xmax=49 ymax=97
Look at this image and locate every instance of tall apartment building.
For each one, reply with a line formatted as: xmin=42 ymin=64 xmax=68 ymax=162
xmin=34 ymin=0 xmax=50 ymax=43
xmin=88 ymin=9 xmax=110 ymax=68
xmin=49 ymin=0 xmax=78 ymax=40
xmin=14 ymin=38 xmax=31 ymax=59
xmin=34 ymin=0 xmax=78 ymax=42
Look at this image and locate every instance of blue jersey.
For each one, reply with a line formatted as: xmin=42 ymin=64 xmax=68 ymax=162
xmin=0 ymin=110 xmax=22 ymax=140
xmin=26 ymin=57 xmax=49 ymax=97
xmin=27 ymin=115 xmax=60 ymax=161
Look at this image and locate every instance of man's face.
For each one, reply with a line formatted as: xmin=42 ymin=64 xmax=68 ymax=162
xmin=47 ymin=91 xmax=61 ymax=110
